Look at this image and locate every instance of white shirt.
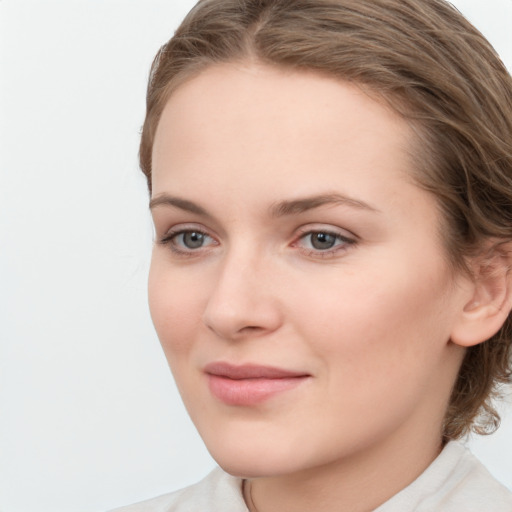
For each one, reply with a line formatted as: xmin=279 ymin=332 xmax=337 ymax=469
xmin=110 ymin=442 xmax=512 ymax=511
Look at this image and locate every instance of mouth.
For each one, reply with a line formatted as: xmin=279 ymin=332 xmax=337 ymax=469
xmin=204 ymin=362 xmax=310 ymax=406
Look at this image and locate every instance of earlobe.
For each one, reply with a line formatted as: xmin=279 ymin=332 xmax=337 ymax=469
xmin=451 ymin=244 xmax=512 ymax=348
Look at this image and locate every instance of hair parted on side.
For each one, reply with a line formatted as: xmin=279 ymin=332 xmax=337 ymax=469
xmin=140 ymin=0 xmax=512 ymax=440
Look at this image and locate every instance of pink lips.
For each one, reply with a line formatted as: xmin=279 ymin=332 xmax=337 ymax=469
xmin=204 ymin=362 xmax=310 ymax=406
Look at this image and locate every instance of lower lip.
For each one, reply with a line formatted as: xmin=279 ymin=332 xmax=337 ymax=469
xmin=207 ymin=374 xmax=308 ymax=406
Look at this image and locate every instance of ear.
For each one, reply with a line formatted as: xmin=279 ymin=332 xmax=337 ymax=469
xmin=450 ymin=243 xmax=512 ymax=347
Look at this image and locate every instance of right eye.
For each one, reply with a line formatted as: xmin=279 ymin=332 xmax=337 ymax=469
xmin=160 ymin=228 xmax=217 ymax=255
xmin=175 ymin=231 xmax=210 ymax=249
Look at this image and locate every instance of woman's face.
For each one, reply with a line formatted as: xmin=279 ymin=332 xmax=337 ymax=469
xmin=149 ymin=63 xmax=470 ymax=477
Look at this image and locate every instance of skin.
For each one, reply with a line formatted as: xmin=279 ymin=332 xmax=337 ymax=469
xmin=148 ymin=63 xmax=481 ymax=512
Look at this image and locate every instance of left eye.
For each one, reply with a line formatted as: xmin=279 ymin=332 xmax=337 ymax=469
xmin=307 ymin=232 xmax=338 ymax=250
xmin=298 ymin=231 xmax=353 ymax=251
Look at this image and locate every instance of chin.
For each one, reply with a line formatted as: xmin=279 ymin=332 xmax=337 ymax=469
xmin=200 ymin=426 xmax=322 ymax=479
xmin=212 ymin=449 xmax=301 ymax=479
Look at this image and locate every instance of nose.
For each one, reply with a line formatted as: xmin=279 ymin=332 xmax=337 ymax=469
xmin=202 ymin=250 xmax=283 ymax=341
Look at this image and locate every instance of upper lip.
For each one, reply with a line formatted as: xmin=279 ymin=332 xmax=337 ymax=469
xmin=204 ymin=362 xmax=309 ymax=380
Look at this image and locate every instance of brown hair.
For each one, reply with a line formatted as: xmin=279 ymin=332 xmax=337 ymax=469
xmin=140 ymin=0 xmax=512 ymax=440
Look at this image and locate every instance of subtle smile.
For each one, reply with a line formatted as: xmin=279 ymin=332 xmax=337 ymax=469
xmin=204 ymin=362 xmax=311 ymax=406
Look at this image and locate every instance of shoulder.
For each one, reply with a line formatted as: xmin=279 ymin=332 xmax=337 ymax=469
xmin=109 ymin=467 xmax=248 ymax=512
xmin=377 ymin=441 xmax=512 ymax=512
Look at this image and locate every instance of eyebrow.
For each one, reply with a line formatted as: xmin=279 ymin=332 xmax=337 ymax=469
xmin=149 ymin=192 xmax=379 ymax=217
xmin=269 ymin=193 xmax=379 ymax=217
xmin=149 ymin=194 xmax=211 ymax=217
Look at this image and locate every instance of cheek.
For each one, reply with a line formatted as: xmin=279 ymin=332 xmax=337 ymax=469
xmin=280 ymin=265 xmax=458 ymax=449
xmin=289 ymin=258 xmax=455 ymax=379
xmin=148 ymin=260 xmax=204 ymax=355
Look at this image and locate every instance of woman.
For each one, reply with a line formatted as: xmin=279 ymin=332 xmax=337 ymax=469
xmin=113 ymin=0 xmax=512 ymax=510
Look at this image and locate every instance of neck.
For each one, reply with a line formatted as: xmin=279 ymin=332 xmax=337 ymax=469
xmin=243 ymin=427 xmax=444 ymax=512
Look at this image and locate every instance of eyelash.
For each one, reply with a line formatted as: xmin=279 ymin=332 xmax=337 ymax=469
xmin=159 ymin=226 xmax=357 ymax=259
xmin=159 ymin=227 xmax=217 ymax=257
xmin=292 ymin=229 xmax=356 ymax=258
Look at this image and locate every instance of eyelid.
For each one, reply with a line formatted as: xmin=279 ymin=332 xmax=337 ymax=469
xmin=158 ymin=223 xmax=219 ymax=256
xmin=291 ymin=224 xmax=358 ymax=258
xmin=293 ymin=223 xmax=357 ymax=241
xmin=157 ymin=222 xmax=357 ymax=259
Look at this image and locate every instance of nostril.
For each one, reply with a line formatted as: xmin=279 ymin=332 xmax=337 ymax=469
xmin=205 ymin=321 xmax=266 ymax=339
xmin=240 ymin=325 xmax=263 ymax=333
xmin=202 ymin=285 xmax=283 ymax=340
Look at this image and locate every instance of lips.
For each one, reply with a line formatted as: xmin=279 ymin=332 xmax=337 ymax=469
xmin=204 ymin=362 xmax=310 ymax=406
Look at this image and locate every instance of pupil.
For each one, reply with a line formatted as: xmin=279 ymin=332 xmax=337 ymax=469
xmin=183 ymin=232 xmax=204 ymax=248
xmin=311 ymin=232 xmax=336 ymax=250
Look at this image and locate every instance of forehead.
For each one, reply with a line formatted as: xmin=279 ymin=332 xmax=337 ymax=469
xmin=152 ymin=63 xmax=415 ymax=194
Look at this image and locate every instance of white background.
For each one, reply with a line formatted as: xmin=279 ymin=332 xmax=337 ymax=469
xmin=1 ymin=1 xmax=511 ymax=511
